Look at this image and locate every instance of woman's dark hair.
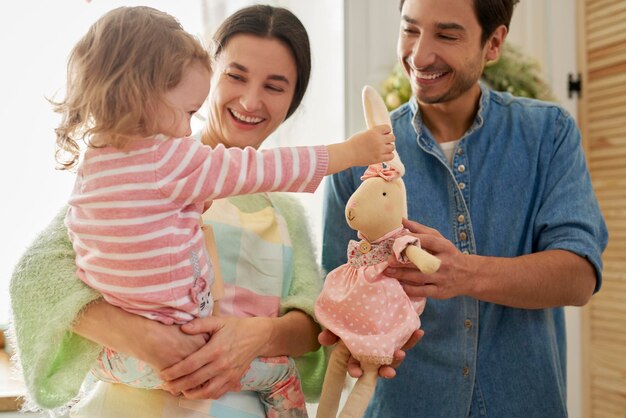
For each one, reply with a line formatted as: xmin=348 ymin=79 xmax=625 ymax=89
xmin=213 ymin=5 xmax=311 ymax=120
xmin=399 ymin=0 xmax=520 ymax=45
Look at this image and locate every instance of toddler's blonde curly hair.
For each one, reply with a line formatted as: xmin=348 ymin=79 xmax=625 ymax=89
xmin=53 ymin=6 xmax=211 ymax=169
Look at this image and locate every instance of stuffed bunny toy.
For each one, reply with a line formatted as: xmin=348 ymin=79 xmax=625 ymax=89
xmin=314 ymin=86 xmax=441 ymax=418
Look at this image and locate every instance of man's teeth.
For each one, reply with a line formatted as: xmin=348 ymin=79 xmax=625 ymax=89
xmin=231 ymin=109 xmax=263 ymax=124
xmin=417 ymin=72 xmax=445 ymax=80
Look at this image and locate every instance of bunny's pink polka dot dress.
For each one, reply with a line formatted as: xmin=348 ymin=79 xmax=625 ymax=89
xmin=315 ymin=227 xmax=426 ymax=365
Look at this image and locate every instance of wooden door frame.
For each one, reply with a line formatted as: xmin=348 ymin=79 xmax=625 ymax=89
xmin=577 ymin=0 xmax=590 ymax=156
xmin=576 ymin=0 xmax=591 ymax=416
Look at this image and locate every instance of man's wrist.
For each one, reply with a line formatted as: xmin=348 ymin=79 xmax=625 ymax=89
xmin=460 ymin=253 xmax=480 ymax=299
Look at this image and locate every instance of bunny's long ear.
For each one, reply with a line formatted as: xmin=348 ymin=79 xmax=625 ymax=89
xmin=362 ymin=85 xmax=405 ymax=177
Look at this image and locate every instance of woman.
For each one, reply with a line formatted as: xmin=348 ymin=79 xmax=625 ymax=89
xmin=10 ymin=5 xmax=324 ymax=417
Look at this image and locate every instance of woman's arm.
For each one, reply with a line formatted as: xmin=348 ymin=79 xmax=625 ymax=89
xmin=9 ymin=208 xmax=103 ymax=409
xmin=264 ymin=309 xmax=320 ymax=357
xmin=73 ymin=299 xmax=207 ymax=371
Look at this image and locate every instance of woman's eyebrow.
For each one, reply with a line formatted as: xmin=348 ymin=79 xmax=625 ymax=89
xmin=227 ymin=62 xmax=290 ymax=85
xmin=268 ymin=74 xmax=290 ymax=85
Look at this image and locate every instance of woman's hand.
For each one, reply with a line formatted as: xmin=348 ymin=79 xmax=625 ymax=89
xmin=159 ymin=316 xmax=273 ymax=400
xmin=318 ymin=328 xmax=423 ymax=379
xmin=73 ymin=300 xmax=208 ymax=373
xmin=140 ymin=321 xmax=209 ymax=372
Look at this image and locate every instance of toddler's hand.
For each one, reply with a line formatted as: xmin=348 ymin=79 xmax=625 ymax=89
xmin=347 ymin=124 xmax=395 ymax=166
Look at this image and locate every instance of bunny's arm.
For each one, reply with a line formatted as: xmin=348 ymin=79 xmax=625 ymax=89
xmin=404 ymin=244 xmax=441 ymax=274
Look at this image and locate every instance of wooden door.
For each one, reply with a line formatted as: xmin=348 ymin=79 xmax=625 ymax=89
xmin=578 ymin=0 xmax=626 ymax=417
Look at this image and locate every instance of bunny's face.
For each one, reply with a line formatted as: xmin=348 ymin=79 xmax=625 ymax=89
xmin=345 ymin=177 xmax=405 ymax=241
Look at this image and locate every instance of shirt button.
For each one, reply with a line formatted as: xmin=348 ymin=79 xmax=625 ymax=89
xmin=463 ymin=367 xmax=470 ymax=377
xmin=457 ymin=164 xmax=466 ymax=173
xmin=458 ymin=182 xmax=466 ymax=190
xmin=459 ymin=231 xmax=467 ymax=241
xmin=462 ymin=250 xmax=470 ymax=255
xmin=457 ymin=214 xmax=465 ymax=223
xmin=465 ymin=319 xmax=472 ymax=329
xmin=457 ymin=148 xmax=463 ymax=155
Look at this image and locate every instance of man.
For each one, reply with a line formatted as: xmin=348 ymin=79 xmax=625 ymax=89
xmin=321 ymin=0 xmax=608 ymax=416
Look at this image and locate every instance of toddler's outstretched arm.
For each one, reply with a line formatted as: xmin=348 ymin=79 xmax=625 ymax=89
xmin=326 ymin=124 xmax=395 ymax=175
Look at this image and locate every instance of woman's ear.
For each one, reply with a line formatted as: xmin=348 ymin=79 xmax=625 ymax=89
xmin=484 ymin=25 xmax=507 ymax=63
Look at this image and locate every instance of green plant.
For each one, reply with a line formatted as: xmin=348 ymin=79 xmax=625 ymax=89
xmin=381 ymin=64 xmax=413 ymax=111
xmin=380 ymin=42 xmax=555 ymax=111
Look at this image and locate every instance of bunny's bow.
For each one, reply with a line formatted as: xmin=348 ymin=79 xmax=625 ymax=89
xmin=360 ymin=162 xmax=401 ymax=182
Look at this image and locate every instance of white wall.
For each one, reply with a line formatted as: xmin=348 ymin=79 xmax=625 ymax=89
xmin=344 ymin=0 xmax=401 ymax=135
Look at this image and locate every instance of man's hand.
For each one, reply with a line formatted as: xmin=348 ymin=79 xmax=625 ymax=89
xmin=318 ymin=328 xmax=423 ymax=379
xmin=385 ymin=218 xmax=473 ymax=300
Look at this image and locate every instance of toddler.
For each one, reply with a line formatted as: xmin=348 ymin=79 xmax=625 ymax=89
xmin=55 ymin=6 xmax=394 ymax=417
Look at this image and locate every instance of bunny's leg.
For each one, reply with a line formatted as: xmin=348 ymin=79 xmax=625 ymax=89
xmin=338 ymin=362 xmax=378 ymax=418
xmin=316 ymin=340 xmax=351 ymax=418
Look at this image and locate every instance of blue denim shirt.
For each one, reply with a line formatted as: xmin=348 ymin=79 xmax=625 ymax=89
xmin=321 ymin=83 xmax=608 ymax=418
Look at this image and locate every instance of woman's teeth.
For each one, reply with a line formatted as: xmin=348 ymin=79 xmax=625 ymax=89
xmin=231 ymin=109 xmax=263 ymax=124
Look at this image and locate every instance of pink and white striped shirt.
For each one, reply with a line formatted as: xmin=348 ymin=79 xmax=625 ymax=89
xmin=66 ymin=136 xmax=328 ymax=324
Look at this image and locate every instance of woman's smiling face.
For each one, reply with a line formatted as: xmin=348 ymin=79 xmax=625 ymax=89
xmin=205 ymin=34 xmax=297 ymax=149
